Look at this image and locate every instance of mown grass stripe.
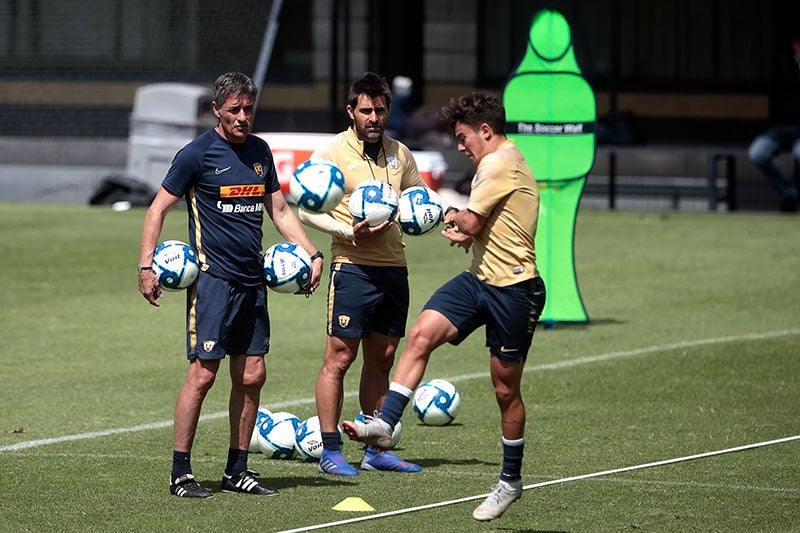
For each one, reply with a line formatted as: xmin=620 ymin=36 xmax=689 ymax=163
xmin=2 ymin=328 xmax=798 ymax=453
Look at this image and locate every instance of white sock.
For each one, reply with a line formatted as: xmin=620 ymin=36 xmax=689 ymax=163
xmin=502 ymin=436 xmax=525 ymax=447
xmin=388 ymin=381 xmax=413 ymax=398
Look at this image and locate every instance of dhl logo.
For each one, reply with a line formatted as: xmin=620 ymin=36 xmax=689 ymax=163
xmin=219 ymin=184 xmax=265 ymax=198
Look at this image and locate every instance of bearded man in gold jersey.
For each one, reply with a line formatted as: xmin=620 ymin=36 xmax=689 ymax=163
xmin=298 ymin=72 xmax=427 ymax=476
xmin=343 ymin=91 xmax=546 ymax=522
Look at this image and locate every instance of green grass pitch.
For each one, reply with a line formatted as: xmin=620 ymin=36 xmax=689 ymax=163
xmin=0 ymin=203 xmax=797 ymax=532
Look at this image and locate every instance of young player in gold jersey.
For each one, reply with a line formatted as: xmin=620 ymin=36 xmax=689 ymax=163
xmin=343 ymin=91 xmax=546 ymax=521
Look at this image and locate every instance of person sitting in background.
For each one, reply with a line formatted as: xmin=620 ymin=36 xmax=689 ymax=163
xmin=386 ymin=75 xmax=414 ymax=140
xmin=748 ymin=37 xmax=800 ymax=213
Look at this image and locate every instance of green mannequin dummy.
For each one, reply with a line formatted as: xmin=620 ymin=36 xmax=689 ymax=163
xmin=503 ymin=8 xmax=595 ymax=324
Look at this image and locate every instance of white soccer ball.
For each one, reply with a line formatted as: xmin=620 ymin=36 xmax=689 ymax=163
xmin=354 ymin=411 xmax=403 ymax=449
xmin=413 ymin=379 xmax=461 ymax=426
xmin=290 ymin=159 xmax=346 ymax=213
xmin=250 ymin=408 xmax=300 ymax=459
xmin=294 ymin=415 xmax=342 ymax=461
xmin=152 ymin=240 xmax=199 ymax=291
xmin=249 ymin=407 xmax=272 ymax=452
xmin=263 ymin=242 xmax=312 ymax=293
xmin=348 ymin=179 xmax=399 ymax=226
xmin=398 ymin=186 xmax=444 ymax=236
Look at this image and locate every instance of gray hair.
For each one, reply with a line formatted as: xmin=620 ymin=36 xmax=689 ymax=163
xmin=212 ymin=72 xmax=258 ymax=106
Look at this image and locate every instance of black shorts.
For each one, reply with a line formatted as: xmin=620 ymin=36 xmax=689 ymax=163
xmin=326 ymin=262 xmax=409 ymax=339
xmin=186 ymin=271 xmax=270 ymax=360
xmin=424 ymin=272 xmax=546 ymax=363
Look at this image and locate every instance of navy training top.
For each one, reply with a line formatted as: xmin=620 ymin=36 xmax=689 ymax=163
xmin=161 ymin=128 xmax=280 ymax=286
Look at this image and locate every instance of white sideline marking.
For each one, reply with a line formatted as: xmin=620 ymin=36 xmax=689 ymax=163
xmin=275 ymin=435 xmax=800 ymax=533
xmin=1 ymin=328 xmax=798 ymax=453
xmin=8 ymin=450 xmax=797 ymax=495
xmin=588 ymin=476 xmax=799 ymax=493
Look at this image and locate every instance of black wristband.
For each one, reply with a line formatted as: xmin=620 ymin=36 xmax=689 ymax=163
xmin=137 ymin=265 xmax=153 ymax=273
xmin=309 ymin=250 xmax=324 ymax=262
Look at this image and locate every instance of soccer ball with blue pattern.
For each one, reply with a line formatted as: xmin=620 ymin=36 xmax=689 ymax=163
xmin=249 ymin=407 xmax=271 ymax=452
xmin=398 ymin=186 xmax=444 ymax=235
xmin=250 ymin=409 xmax=300 ymax=459
xmin=294 ymin=415 xmax=342 ymax=461
xmin=263 ymin=242 xmax=312 ymax=293
xmin=290 ymin=160 xmax=345 ymax=213
xmin=348 ymin=179 xmax=399 ymax=226
xmin=152 ymin=240 xmax=199 ymax=291
xmin=354 ymin=411 xmax=403 ymax=448
xmin=413 ymin=379 xmax=461 ymax=426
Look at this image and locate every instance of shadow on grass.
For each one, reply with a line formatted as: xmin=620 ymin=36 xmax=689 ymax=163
xmin=193 ymin=473 xmax=360 ymax=494
xmin=492 ymin=530 xmax=567 ymax=533
xmin=271 ymin=474 xmax=360 ymax=489
xmin=542 ymin=317 xmax=624 ymax=330
xmin=412 ymin=456 xmax=496 ymax=468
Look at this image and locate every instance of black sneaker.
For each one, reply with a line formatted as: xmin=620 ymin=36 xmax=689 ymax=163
xmin=221 ymin=470 xmax=278 ymax=496
xmin=169 ymin=473 xmax=213 ymax=498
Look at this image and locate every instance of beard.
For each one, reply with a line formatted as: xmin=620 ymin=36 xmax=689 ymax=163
xmin=355 ymin=122 xmax=384 ymax=142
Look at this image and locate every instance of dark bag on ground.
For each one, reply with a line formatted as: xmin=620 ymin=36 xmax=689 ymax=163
xmin=89 ymin=174 xmax=156 ymax=206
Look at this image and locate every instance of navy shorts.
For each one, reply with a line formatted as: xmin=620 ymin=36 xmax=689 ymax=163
xmin=185 ymin=271 xmax=270 ymax=360
xmin=423 ymin=272 xmax=546 ymax=363
xmin=326 ymin=262 xmax=409 ymax=339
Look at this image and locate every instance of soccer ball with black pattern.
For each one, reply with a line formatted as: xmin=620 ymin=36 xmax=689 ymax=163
xmin=348 ymin=179 xmax=399 ymax=226
xmin=250 ymin=408 xmax=300 ymax=459
xmin=398 ymin=186 xmax=444 ymax=235
xmin=152 ymin=240 xmax=199 ymax=291
xmin=413 ymin=379 xmax=461 ymax=426
xmin=290 ymin=159 xmax=345 ymax=213
xmin=263 ymin=242 xmax=312 ymax=293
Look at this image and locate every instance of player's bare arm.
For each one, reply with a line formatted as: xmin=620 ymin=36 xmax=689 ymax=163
xmin=441 ymin=207 xmax=485 ymax=252
xmin=452 ymin=207 xmax=486 ymax=236
xmin=138 ymin=187 xmax=181 ymax=306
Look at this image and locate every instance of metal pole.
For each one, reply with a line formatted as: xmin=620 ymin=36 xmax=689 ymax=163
xmin=343 ymin=0 xmax=350 ymax=86
xmin=330 ymin=0 xmax=340 ymax=132
xmin=252 ymin=0 xmax=285 ymax=121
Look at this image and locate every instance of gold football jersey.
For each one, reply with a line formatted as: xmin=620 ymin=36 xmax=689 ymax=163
xmin=466 ymin=139 xmax=540 ymax=286
xmin=312 ymin=127 xmax=425 ymax=266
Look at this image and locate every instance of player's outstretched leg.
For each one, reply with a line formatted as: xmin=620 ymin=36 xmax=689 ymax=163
xmin=341 ymin=412 xmax=394 ymax=450
xmin=472 ymin=479 xmax=522 ymax=521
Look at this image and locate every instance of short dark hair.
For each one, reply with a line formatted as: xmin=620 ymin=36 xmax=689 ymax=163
xmin=213 ymin=72 xmax=258 ymax=106
xmin=438 ymin=91 xmax=506 ymax=136
xmin=347 ymin=72 xmax=392 ymax=109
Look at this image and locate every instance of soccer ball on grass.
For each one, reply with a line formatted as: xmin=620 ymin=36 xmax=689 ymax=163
xmin=250 ymin=408 xmax=300 ymax=459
